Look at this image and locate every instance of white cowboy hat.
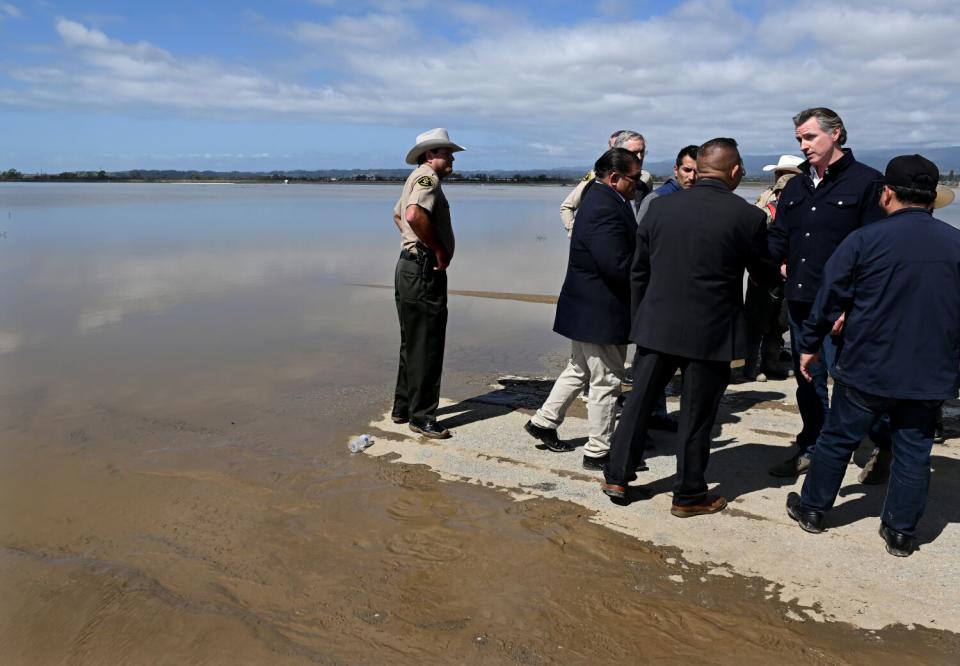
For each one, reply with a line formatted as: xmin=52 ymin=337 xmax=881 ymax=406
xmin=762 ymin=154 xmax=804 ymax=173
xmin=934 ymin=184 xmax=956 ymax=209
xmin=405 ymin=128 xmax=465 ymax=165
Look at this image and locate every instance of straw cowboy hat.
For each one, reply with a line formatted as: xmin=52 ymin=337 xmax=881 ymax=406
xmin=934 ymin=184 xmax=955 ymax=209
xmin=405 ymin=128 xmax=465 ymax=165
xmin=762 ymin=154 xmax=804 ymax=174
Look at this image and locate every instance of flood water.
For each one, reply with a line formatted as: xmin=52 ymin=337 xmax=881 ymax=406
xmin=1 ymin=182 xmax=958 ymax=664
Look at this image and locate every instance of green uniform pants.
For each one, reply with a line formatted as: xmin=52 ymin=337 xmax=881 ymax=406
xmin=393 ymin=252 xmax=448 ymax=423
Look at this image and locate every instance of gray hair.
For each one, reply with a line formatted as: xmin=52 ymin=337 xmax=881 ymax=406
xmin=612 ymin=130 xmax=645 ymax=149
xmin=793 ymin=107 xmax=847 ymax=146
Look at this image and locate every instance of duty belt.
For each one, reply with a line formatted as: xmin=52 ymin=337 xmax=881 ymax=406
xmin=400 ymin=248 xmax=429 ymax=265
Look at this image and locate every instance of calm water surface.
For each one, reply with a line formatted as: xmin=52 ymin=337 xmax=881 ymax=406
xmin=1 ymin=182 xmax=957 ymax=664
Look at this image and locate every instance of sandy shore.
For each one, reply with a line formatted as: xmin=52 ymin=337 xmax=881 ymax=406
xmin=362 ymin=374 xmax=960 ymax=634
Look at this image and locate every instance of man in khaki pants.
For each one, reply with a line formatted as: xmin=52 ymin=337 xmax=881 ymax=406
xmin=524 ymin=148 xmax=643 ymax=470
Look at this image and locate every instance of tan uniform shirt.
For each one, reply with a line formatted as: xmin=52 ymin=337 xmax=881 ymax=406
xmin=755 ymin=173 xmax=797 ymax=225
xmin=393 ymin=164 xmax=454 ymax=255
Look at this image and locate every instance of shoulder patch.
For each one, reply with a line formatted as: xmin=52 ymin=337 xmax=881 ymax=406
xmin=416 ymin=175 xmax=436 ymax=188
xmin=580 ymin=171 xmax=592 ymax=182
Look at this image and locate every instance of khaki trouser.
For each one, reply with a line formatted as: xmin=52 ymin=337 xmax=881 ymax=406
xmin=531 ymin=341 xmax=626 ymax=458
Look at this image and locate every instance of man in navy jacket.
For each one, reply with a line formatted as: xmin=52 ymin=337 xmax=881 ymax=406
xmin=786 ymin=155 xmax=960 ymax=557
xmin=767 ymin=107 xmax=884 ymax=477
xmin=603 ymin=138 xmax=777 ymax=516
xmin=525 ymin=148 xmax=643 ymax=470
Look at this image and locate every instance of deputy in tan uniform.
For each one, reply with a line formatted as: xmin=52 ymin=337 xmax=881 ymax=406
xmin=391 ymin=128 xmax=464 ymax=439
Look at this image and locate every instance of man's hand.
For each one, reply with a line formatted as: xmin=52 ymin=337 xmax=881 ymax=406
xmin=433 ymin=247 xmax=450 ymax=271
xmin=799 ymin=352 xmax=819 ymax=382
xmin=780 ymin=262 xmax=788 ymax=280
xmin=830 ymin=312 xmax=846 ymax=336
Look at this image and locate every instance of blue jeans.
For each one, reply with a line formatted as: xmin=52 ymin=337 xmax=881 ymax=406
xmin=787 ymin=301 xmax=836 ymax=457
xmin=799 ymin=383 xmax=940 ymax=536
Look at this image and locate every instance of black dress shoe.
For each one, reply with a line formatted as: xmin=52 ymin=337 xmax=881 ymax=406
xmin=648 ymin=414 xmax=679 ymax=433
xmin=879 ymin=524 xmax=915 ymax=557
xmin=391 ymin=413 xmax=408 ymax=424
xmin=583 ymin=455 xmax=647 ymax=472
xmin=409 ymin=419 xmax=451 ymax=439
xmin=582 ymin=455 xmax=607 ymax=471
xmin=524 ymin=420 xmax=576 ymax=452
xmin=786 ymin=492 xmax=824 ymax=533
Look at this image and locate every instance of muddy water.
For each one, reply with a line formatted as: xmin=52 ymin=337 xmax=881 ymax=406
xmin=1 ymin=183 xmax=958 ymax=664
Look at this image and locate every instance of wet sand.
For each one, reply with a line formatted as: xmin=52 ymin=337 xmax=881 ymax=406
xmin=4 ymin=357 xmax=959 ymax=664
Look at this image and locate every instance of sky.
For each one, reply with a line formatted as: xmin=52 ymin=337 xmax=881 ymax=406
xmin=1 ymin=0 xmax=958 ymax=172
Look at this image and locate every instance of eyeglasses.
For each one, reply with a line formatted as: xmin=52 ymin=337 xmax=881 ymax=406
xmin=620 ymin=171 xmax=643 ymax=183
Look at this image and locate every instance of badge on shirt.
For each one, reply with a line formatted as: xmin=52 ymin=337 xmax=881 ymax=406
xmin=416 ymin=176 xmax=435 ymax=188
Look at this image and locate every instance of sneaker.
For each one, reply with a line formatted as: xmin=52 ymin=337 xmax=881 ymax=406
xmin=785 ymin=492 xmax=824 ymax=533
xmin=768 ymin=453 xmax=811 ymax=477
xmin=524 ymin=420 xmax=575 ymax=452
xmin=858 ymin=447 xmax=892 ymax=485
xmin=879 ymin=524 xmax=914 ymax=557
xmin=670 ymin=494 xmax=727 ymax=518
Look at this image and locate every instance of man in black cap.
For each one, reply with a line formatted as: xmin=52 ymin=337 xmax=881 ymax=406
xmin=786 ymin=155 xmax=960 ymax=557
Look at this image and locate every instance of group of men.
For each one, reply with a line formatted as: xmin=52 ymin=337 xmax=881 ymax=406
xmin=390 ymin=108 xmax=960 ymax=558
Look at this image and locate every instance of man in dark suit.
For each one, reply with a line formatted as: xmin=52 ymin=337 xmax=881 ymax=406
xmin=602 ymin=138 xmax=776 ymax=516
xmin=525 ymin=148 xmax=643 ymax=470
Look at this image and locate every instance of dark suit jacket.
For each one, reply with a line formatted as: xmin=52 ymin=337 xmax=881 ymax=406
xmin=554 ymin=181 xmax=637 ymax=345
xmin=630 ymin=178 xmax=775 ymax=361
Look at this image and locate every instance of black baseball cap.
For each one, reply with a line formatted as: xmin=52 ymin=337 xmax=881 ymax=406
xmin=883 ymin=154 xmax=939 ymax=193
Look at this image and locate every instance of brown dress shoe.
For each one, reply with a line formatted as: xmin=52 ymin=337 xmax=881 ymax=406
xmin=670 ymin=494 xmax=727 ymax=518
xmin=600 ymin=481 xmax=627 ymax=499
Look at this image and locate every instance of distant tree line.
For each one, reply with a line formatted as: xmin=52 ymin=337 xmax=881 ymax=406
xmin=3 ymin=167 xmax=957 ymax=185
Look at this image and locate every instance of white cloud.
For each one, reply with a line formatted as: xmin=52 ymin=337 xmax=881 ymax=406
xmin=2 ymin=1 xmax=959 ymax=163
xmin=1 ymin=3 xmax=21 ymax=19
xmin=292 ymin=13 xmax=415 ymax=49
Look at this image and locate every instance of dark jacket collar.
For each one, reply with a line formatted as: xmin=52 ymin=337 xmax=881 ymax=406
xmin=693 ymin=177 xmax=732 ymax=192
xmin=886 ymin=206 xmax=934 ymax=221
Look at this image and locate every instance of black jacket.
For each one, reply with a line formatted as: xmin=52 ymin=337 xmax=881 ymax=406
xmin=554 ymin=181 xmax=636 ymax=345
xmin=768 ymin=149 xmax=883 ymax=303
xmin=630 ymin=178 xmax=776 ymax=361
xmin=800 ymin=208 xmax=960 ymax=400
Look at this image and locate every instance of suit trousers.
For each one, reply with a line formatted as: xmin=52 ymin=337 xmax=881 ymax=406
xmin=605 ymin=347 xmax=730 ymax=506
xmin=393 ymin=254 xmax=448 ymax=423
xmin=530 ymin=341 xmax=626 ymax=458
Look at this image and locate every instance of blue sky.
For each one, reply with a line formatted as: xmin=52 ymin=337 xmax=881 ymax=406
xmin=2 ymin=0 xmax=958 ymax=171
